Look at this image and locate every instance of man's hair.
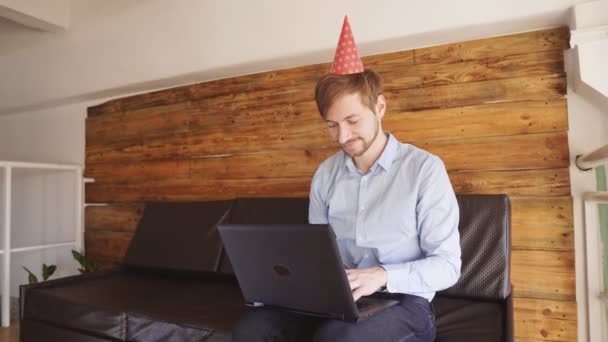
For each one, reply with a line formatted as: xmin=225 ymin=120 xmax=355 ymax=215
xmin=314 ymin=68 xmax=384 ymax=118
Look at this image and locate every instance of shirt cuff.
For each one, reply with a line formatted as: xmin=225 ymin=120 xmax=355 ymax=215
xmin=380 ymin=263 xmax=409 ymax=293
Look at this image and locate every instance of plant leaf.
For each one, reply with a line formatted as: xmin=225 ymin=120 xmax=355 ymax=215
xmin=42 ymin=264 xmax=57 ymax=280
xmin=23 ymin=266 xmax=38 ymax=284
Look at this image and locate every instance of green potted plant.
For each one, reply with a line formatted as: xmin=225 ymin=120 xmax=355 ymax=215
xmin=72 ymin=249 xmax=100 ymax=273
xmin=23 ymin=264 xmax=57 ymax=284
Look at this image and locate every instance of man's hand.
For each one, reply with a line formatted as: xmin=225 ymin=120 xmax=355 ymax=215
xmin=346 ymin=266 xmax=387 ymax=302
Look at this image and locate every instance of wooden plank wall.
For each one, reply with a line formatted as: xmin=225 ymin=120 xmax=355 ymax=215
xmin=84 ymin=27 xmax=575 ymax=341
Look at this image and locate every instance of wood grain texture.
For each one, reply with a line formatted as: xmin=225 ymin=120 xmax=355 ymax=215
xmin=511 ymin=197 xmax=573 ymax=251
xmin=386 ymin=75 xmax=565 ymax=113
xmin=85 ymin=204 xmax=145 ymax=233
xmin=514 ymin=297 xmax=577 ymax=341
xmin=512 ymin=250 xmax=576 ymax=301
xmin=448 ymin=168 xmax=570 ymax=197
xmin=85 ymin=168 xmax=569 ymax=203
xmin=414 ymin=27 xmax=569 ymax=65
xmin=85 ymin=230 xmax=133 ymax=261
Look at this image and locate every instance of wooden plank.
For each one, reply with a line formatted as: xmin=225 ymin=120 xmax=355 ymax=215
xmin=85 ymin=168 xmax=569 ymax=203
xmin=86 ymin=102 xmax=197 ymax=144
xmin=383 ymin=49 xmax=564 ymax=89
xmin=511 ymin=250 xmax=576 ymax=301
xmin=86 ymin=177 xmax=311 ymax=203
xmin=88 ymin=87 xmax=193 ymax=117
xmin=514 ymin=297 xmax=577 ymax=341
xmin=448 ymin=168 xmax=570 ymax=197
xmin=84 ymin=230 xmax=133 ymax=261
xmin=388 ymin=75 xmax=566 ymax=113
xmin=189 ymin=64 xmax=327 ymax=101
xmin=416 ymin=132 xmax=569 ymax=171
xmin=87 ymin=124 xmax=569 ymax=171
xmin=85 ymin=148 xmax=333 ymax=181
xmin=85 ymin=204 xmax=145 ymax=233
xmin=387 ymin=99 xmax=568 ymax=142
xmin=511 ymin=197 xmax=574 ymax=251
xmin=86 ymin=158 xmax=193 ymax=183
xmin=414 ymin=27 xmax=569 ymax=65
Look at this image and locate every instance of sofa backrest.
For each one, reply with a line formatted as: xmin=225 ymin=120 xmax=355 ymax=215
xmin=122 ymin=195 xmax=511 ymax=301
xmin=438 ymin=194 xmax=512 ymax=301
xmin=123 ymin=201 xmax=232 ymax=272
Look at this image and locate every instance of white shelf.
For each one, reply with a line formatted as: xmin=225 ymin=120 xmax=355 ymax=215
xmin=1 ymin=161 xmax=84 ymax=327
xmin=0 ymin=241 xmax=77 ymax=254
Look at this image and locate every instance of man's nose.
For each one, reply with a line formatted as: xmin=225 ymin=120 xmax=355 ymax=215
xmin=337 ymin=125 xmax=352 ymax=144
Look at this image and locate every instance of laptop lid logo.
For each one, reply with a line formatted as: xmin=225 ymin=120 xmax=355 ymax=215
xmin=273 ymin=264 xmax=291 ymax=277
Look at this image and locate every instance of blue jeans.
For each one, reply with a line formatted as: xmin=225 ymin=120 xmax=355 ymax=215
xmin=232 ymin=293 xmax=436 ymax=342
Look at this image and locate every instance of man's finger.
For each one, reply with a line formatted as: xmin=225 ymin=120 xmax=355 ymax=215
xmin=349 ymin=279 xmax=360 ymax=290
xmin=352 ymin=287 xmax=365 ymax=302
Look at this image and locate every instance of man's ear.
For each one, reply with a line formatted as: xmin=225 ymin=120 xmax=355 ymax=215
xmin=375 ymin=95 xmax=387 ymax=120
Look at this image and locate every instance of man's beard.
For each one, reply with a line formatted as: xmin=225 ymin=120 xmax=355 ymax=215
xmin=342 ymin=118 xmax=380 ymax=157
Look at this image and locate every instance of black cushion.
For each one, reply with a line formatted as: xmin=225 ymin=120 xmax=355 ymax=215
xmin=433 ymin=296 xmax=505 ymax=342
xmin=23 ymin=270 xmax=245 ymax=341
xmin=438 ymin=194 xmax=511 ymax=300
xmin=124 ymin=201 xmax=233 ymax=272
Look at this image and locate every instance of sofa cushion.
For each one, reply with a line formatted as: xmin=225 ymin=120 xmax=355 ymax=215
xmin=433 ymin=296 xmax=505 ymax=342
xmin=21 ymin=319 xmax=114 ymax=342
xmin=23 ymin=270 xmax=245 ymax=341
xmin=124 ymin=201 xmax=233 ymax=272
xmin=438 ymin=194 xmax=511 ymax=300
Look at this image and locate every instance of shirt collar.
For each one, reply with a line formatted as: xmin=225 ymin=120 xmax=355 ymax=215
xmin=343 ymin=132 xmax=399 ymax=174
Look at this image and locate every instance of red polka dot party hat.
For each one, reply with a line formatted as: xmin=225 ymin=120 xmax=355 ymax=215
xmin=330 ymin=15 xmax=364 ymax=75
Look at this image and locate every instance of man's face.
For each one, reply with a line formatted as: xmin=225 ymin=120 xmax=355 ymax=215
xmin=324 ymin=92 xmax=385 ymax=157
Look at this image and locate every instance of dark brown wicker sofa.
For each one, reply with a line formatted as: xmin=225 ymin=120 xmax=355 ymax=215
xmin=20 ymin=195 xmax=513 ymax=342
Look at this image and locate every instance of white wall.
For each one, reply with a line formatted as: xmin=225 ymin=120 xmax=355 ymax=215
xmin=0 ymin=0 xmax=591 ymax=115
xmin=0 ymin=103 xmax=87 ymax=300
xmin=0 ymin=103 xmax=85 ymax=164
xmin=0 ymin=0 xmax=70 ymax=31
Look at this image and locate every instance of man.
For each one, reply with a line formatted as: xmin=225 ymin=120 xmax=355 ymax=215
xmin=232 ymin=16 xmax=460 ymax=342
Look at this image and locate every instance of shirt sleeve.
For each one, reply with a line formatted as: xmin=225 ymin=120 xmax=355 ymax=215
xmin=381 ymin=156 xmax=461 ymax=294
xmin=309 ymin=167 xmax=329 ymax=224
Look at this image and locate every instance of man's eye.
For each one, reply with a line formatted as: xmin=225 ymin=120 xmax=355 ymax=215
xmin=327 ymin=123 xmax=337 ymax=128
xmin=348 ymin=120 xmax=359 ymax=125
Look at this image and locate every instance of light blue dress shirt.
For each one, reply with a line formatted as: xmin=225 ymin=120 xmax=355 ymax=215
xmin=309 ymin=132 xmax=461 ymax=301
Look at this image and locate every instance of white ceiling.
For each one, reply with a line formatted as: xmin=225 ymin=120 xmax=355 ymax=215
xmin=0 ymin=0 xmax=597 ymax=115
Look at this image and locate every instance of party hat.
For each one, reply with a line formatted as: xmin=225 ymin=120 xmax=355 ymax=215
xmin=330 ymin=15 xmax=364 ymax=75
